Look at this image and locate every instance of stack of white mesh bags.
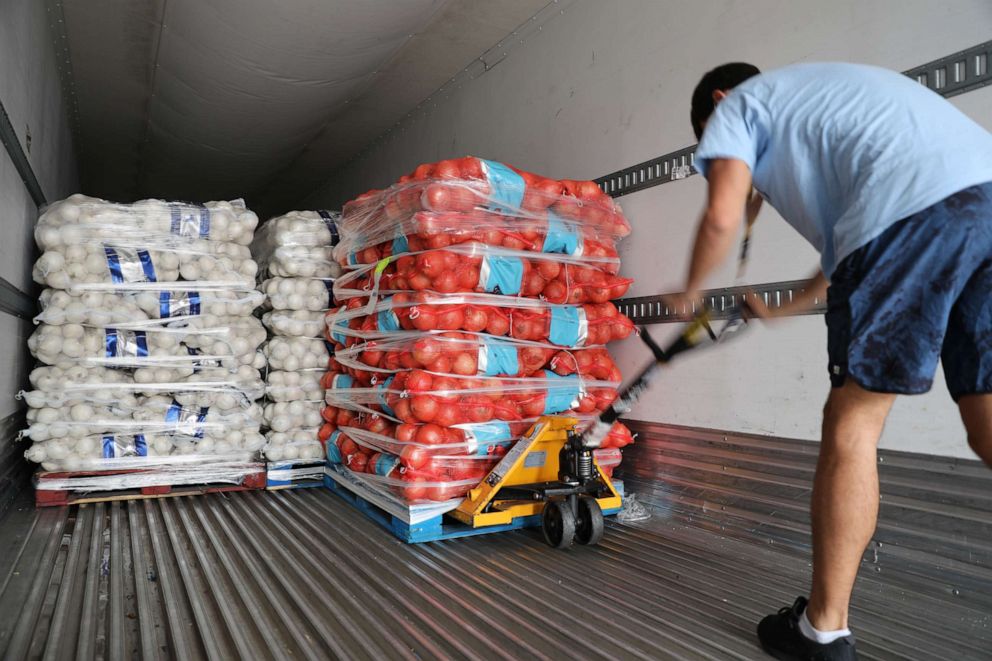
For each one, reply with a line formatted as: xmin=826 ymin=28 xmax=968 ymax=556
xmin=251 ymin=210 xmax=341 ymax=463
xmin=21 ymin=194 xmax=268 ymax=482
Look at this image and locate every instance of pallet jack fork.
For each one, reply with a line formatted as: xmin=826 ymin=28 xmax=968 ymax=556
xmin=454 ymin=307 xmax=749 ymax=548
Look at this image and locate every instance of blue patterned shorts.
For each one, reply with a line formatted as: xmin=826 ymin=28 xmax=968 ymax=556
xmin=826 ymin=181 xmax=992 ymax=400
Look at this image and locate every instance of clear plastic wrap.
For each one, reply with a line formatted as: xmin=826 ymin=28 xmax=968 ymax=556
xmin=338 ymin=158 xmax=630 ymax=257
xmin=36 ymin=288 xmax=264 ymax=325
xmin=323 ymin=369 xmax=620 ymax=425
xmin=326 ymin=293 xmax=635 ymax=347
xmin=332 ymin=243 xmax=630 ymax=305
xmin=263 ymin=336 xmax=331 ymax=371
xmin=21 ymin=395 xmax=263 ymax=441
xmin=260 ymin=277 xmax=334 ymax=311
xmin=262 ymin=399 xmax=324 ymax=432
xmin=251 ymin=210 xmax=342 ymax=278
xmin=27 ymin=317 xmax=266 ymax=369
xmin=261 ymin=309 xmax=326 ymax=338
xmin=325 ymin=428 xmax=497 ymax=503
xmin=33 ymin=460 xmax=265 ymax=492
xmin=330 ymin=331 xmax=621 ymax=381
xmin=36 ymin=194 xmax=259 ymax=247
xmin=264 ymin=369 xmax=325 ymax=402
xmin=262 ymin=429 xmax=324 ymax=461
xmin=33 ymin=239 xmax=258 ymax=290
xmin=24 ymin=433 xmax=265 ymax=472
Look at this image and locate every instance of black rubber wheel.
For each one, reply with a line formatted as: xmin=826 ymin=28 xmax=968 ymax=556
xmin=575 ymin=496 xmax=604 ymax=546
xmin=542 ymin=499 xmax=576 ymax=549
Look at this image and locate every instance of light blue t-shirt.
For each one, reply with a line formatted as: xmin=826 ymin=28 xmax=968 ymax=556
xmin=694 ymin=62 xmax=992 ymax=277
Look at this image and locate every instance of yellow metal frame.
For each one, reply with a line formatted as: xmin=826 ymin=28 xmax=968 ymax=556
xmin=451 ymin=416 xmax=622 ymax=528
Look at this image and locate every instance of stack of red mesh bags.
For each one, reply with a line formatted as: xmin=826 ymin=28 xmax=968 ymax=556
xmin=322 ymin=157 xmax=637 ymax=503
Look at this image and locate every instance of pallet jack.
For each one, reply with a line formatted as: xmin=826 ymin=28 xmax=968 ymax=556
xmin=453 ymin=195 xmax=759 ymax=548
xmin=452 ymin=308 xmax=748 ymax=548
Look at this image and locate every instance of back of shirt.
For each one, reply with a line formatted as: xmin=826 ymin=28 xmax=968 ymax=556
xmin=694 ymin=62 xmax=992 ymax=276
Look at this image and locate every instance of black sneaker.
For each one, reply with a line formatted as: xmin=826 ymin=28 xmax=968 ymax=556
xmin=757 ymin=597 xmax=858 ymax=660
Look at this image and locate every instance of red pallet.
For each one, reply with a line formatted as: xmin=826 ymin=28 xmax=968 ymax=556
xmin=34 ymin=465 xmax=266 ymax=507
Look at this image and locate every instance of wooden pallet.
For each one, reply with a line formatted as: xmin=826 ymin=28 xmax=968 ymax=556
xmin=323 ymin=465 xmax=623 ymax=544
xmin=34 ymin=465 xmax=266 ymax=507
xmin=266 ymin=460 xmax=326 ymax=490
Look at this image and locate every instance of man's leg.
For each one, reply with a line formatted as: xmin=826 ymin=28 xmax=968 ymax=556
xmin=959 ymin=394 xmax=992 ymax=467
xmin=805 ymin=380 xmax=896 ymax=632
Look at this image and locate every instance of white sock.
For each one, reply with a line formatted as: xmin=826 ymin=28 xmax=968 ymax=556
xmin=799 ymin=610 xmax=851 ymax=644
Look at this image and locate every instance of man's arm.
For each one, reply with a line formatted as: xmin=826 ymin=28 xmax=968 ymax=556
xmin=745 ymin=270 xmax=828 ymax=319
xmin=683 ymin=158 xmax=753 ymax=298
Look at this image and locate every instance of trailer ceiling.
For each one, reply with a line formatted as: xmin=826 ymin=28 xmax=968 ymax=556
xmin=59 ymin=0 xmax=549 ymax=216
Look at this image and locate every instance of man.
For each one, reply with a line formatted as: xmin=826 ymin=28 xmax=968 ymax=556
xmin=682 ymin=61 xmax=992 ymax=660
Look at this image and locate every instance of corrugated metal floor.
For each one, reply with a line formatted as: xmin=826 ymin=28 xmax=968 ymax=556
xmin=1 ymin=424 xmax=990 ymax=660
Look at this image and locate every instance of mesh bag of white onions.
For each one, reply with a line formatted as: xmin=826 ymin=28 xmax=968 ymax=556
xmin=251 ymin=210 xmax=340 ymax=462
xmin=21 ymin=194 xmax=267 ymax=483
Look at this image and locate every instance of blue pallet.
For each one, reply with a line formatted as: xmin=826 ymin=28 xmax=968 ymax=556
xmin=323 ymin=471 xmax=622 ymax=544
xmin=266 ymin=460 xmax=327 ymax=490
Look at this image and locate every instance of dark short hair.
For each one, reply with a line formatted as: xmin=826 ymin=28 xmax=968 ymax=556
xmin=690 ymin=63 xmax=761 ymax=140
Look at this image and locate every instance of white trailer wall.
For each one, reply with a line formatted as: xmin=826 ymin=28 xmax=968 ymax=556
xmin=0 ymin=0 xmax=79 ymax=498
xmin=305 ymin=0 xmax=992 ymax=459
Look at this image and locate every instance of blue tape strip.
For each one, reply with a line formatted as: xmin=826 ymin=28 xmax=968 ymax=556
xmin=198 ymin=207 xmax=210 ymax=238
xmin=481 ymin=337 xmax=519 ymax=376
xmin=318 ymin=210 xmax=339 ymax=243
xmin=159 ymin=292 xmax=170 ymax=319
xmin=104 ymin=247 xmax=123 ymax=284
xmin=372 ymin=454 xmax=400 ymax=476
xmin=102 ymin=435 xmax=115 ymax=458
xmin=542 ymin=371 xmax=581 ymax=414
xmin=135 ymin=331 xmax=148 ymax=357
xmin=332 ymin=374 xmax=354 ymax=390
xmin=392 ymin=235 xmax=409 ymax=255
xmin=105 ymin=329 xmax=118 ymax=358
xmin=466 ymin=420 xmax=513 ymax=444
xmin=137 ymin=249 xmax=157 ymax=282
xmin=326 ymin=430 xmax=342 ymax=463
xmin=482 ymin=159 xmax=526 ymax=213
xmin=165 ymin=400 xmax=181 ymax=424
xmin=549 ymin=305 xmax=581 ymax=346
xmin=377 ymin=309 xmax=401 ymax=332
xmin=323 ymin=279 xmax=335 ymax=307
xmin=189 ymin=291 xmax=201 ymax=315
xmin=134 ymin=434 xmax=148 ymax=456
xmin=376 ymin=376 xmax=395 ymax=415
xmin=542 ymin=210 xmax=580 ymax=254
xmin=483 ymin=255 xmax=524 ymax=295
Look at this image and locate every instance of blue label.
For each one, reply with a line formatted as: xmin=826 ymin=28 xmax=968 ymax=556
xmin=392 ymin=235 xmax=409 ymax=255
xmin=330 ymin=319 xmax=349 ymax=345
xmin=137 ymin=250 xmax=157 ymax=281
xmin=104 ymin=247 xmax=123 ymax=284
xmin=481 ymin=159 xmax=526 ymax=213
xmin=549 ymin=306 xmax=581 ymax=346
xmin=104 ymin=329 xmax=146 ymax=358
xmin=134 ymin=434 xmax=148 ymax=456
xmin=170 ymin=205 xmax=210 ymax=238
xmin=159 ymin=291 xmax=201 ymax=318
xmin=371 ymin=454 xmax=400 ymax=476
xmin=332 ymin=374 xmax=354 ymax=390
xmin=542 ymin=210 xmax=581 ymax=254
xmin=348 ymin=252 xmax=359 ymax=266
xmin=377 ymin=309 xmax=400 ymax=332
xmin=480 ymin=337 xmax=519 ymax=376
xmin=326 ymin=430 xmax=342 ymax=463
xmin=102 ymin=434 xmax=115 ymax=458
xmin=465 ymin=420 xmax=513 ymax=443
xmin=483 ymin=255 xmax=524 ymax=296
xmin=323 ymin=278 xmax=335 ymax=307
xmin=318 ymin=210 xmax=339 ymax=243
xmin=542 ymin=371 xmax=581 ymax=414
xmin=375 ymin=376 xmax=395 ymax=416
